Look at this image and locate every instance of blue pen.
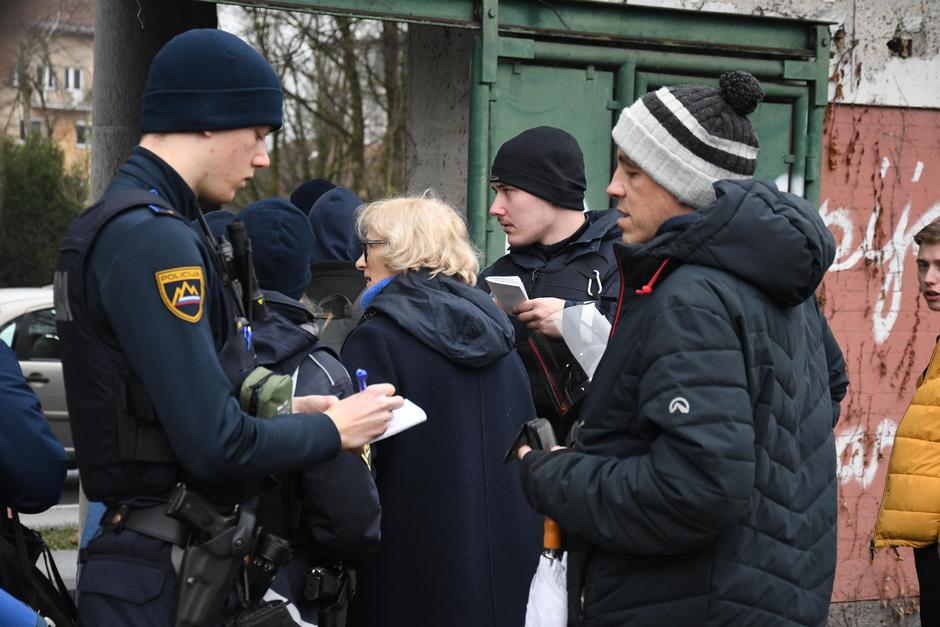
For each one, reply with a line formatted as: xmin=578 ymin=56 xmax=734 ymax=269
xmin=356 ymin=368 xmax=368 ymax=392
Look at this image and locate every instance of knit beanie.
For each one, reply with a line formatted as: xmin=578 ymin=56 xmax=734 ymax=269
xmin=490 ymin=126 xmax=586 ymax=210
xmin=611 ymin=71 xmax=764 ymax=210
xmin=141 ymin=29 xmax=283 ymax=133
xmin=237 ymin=198 xmax=313 ymax=300
xmin=203 ymin=209 xmax=235 ymax=240
xmin=290 ymin=178 xmax=336 ymax=213
xmin=308 ymin=187 xmax=363 ymax=263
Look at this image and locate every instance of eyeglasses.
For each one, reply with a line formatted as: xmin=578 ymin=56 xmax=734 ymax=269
xmin=361 ymin=239 xmax=389 ymax=261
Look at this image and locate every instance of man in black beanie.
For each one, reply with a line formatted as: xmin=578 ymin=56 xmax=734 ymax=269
xmin=479 ymin=126 xmax=621 ymax=440
xmin=56 ymin=28 xmax=401 ymax=625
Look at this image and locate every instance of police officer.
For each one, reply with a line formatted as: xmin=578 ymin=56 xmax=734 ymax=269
xmin=55 ymin=29 xmax=401 ymax=625
xmin=479 ymin=126 xmax=621 ymax=440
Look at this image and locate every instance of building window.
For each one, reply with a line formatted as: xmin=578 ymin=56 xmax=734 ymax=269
xmin=75 ymin=122 xmax=89 ymax=147
xmin=9 ymin=67 xmax=19 ymax=88
xmin=65 ymin=67 xmax=82 ymax=91
xmin=36 ymin=65 xmax=56 ymax=89
xmin=19 ymin=119 xmax=42 ymax=141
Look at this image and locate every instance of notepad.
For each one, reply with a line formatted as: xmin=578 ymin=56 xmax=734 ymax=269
xmin=371 ymin=399 xmax=427 ymax=443
xmin=485 ymin=275 xmax=529 ymax=315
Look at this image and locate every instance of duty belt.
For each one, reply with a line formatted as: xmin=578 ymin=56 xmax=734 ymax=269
xmin=102 ymin=503 xmax=189 ymax=546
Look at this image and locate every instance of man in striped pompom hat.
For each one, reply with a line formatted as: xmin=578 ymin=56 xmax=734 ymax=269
xmin=518 ymin=72 xmax=847 ymax=626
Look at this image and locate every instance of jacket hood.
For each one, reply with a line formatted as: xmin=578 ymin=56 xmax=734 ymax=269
xmin=620 ymin=180 xmax=835 ymax=307
xmin=308 ymin=187 xmax=363 ymax=263
xmin=252 ymin=297 xmax=321 ymax=375
xmin=239 ymin=198 xmax=313 ymax=301
xmin=366 ymin=270 xmax=516 ymax=367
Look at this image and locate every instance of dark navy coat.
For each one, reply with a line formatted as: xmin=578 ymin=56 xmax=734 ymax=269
xmin=342 ymin=270 xmax=542 ymax=627
xmin=522 ymin=181 xmax=848 ymax=627
xmin=0 ymin=341 xmax=68 ymax=513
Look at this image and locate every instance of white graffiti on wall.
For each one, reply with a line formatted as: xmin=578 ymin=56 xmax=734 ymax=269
xmin=835 ymin=418 xmax=897 ymax=488
xmin=819 ymin=157 xmax=940 ymax=344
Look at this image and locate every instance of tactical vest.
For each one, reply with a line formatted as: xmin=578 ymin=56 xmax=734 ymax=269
xmin=54 ymin=190 xmax=254 ymax=503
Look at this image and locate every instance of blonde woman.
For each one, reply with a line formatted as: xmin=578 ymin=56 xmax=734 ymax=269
xmin=342 ymin=195 xmax=541 ymax=627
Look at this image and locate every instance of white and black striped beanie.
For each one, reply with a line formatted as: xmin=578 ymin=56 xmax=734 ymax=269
xmin=612 ymin=71 xmax=765 ymax=210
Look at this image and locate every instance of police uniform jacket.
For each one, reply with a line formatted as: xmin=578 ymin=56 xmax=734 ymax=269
xmin=0 ymin=341 xmax=68 ymax=513
xmin=65 ymin=146 xmax=342 ymax=506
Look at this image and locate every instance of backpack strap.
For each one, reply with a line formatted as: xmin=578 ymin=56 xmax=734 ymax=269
xmin=7 ymin=508 xmax=77 ymax=622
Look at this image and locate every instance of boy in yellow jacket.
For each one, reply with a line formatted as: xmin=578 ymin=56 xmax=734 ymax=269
xmin=875 ymin=219 xmax=940 ymax=626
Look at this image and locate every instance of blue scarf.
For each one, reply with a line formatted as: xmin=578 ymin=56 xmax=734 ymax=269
xmin=361 ymin=276 xmax=396 ymax=308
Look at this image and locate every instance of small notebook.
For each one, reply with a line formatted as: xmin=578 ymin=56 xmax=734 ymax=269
xmin=485 ymin=275 xmax=529 ymax=315
xmin=371 ymin=399 xmax=427 ymax=443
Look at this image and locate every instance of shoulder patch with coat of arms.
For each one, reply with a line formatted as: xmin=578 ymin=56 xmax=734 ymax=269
xmin=155 ymin=266 xmax=204 ymax=323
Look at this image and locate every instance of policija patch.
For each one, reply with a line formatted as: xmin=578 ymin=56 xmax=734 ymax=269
xmin=155 ymin=266 xmax=205 ymax=323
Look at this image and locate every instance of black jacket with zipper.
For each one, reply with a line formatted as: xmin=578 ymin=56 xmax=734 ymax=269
xmin=479 ymin=209 xmax=621 ymax=439
xmin=521 ymin=180 xmax=847 ymax=627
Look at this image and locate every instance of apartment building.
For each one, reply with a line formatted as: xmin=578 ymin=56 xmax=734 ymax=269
xmin=0 ymin=0 xmax=94 ymax=171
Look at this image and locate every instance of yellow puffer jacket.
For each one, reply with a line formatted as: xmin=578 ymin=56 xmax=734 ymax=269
xmin=874 ymin=340 xmax=940 ymax=548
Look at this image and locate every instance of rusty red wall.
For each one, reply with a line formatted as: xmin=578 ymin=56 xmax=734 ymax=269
xmin=821 ymin=104 xmax=940 ymax=605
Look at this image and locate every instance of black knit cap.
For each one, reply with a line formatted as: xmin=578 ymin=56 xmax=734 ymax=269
xmin=141 ymin=29 xmax=283 ymax=133
xmin=490 ymin=126 xmax=586 ymax=211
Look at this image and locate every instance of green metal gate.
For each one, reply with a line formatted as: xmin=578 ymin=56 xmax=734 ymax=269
xmin=214 ymin=0 xmax=830 ymax=263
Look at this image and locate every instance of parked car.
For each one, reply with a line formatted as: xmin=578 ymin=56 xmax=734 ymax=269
xmin=0 ymin=287 xmax=73 ymax=463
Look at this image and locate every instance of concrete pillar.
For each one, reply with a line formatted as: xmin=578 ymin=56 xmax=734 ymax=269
xmin=90 ymin=0 xmax=216 ymax=200
xmin=404 ymin=25 xmax=473 ymax=213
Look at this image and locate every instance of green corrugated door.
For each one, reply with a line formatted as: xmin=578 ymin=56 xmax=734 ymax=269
xmin=479 ymin=40 xmax=819 ymax=264
xmin=487 ymin=63 xmax=615 ymax=261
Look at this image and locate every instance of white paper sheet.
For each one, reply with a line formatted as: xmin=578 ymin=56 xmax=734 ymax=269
xmin=485 ymin=275 xmax=529 ymax=314
xmin=371 ymin=398 xmax=427 ymax=443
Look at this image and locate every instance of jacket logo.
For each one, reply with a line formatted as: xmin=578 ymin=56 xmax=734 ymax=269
xmin=155 ymin=266 xmax=204 ymax=323
xmin=669 ymin=397 xmax=690 ymax=414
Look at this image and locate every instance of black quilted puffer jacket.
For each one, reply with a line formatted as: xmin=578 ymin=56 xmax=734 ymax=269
xmin=522 ymin=180 xmax=848 ymax=627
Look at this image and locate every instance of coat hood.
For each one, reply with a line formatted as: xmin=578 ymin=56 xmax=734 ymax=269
xmin=365 ymin=270 xmax=516 ymax=367
xmin=620 ymin=180 xmax=835 ymax=307
xmin=252 ymin=292 xmax=321 ymax=374
xmin=308 ymin=187 xmax=363 ymax=263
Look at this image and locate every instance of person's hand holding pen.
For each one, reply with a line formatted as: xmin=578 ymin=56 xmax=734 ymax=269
xmin=320 ymin=368 xmax=402 ymax=451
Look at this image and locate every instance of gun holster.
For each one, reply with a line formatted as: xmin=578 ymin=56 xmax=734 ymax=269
xmin=304 ymin=563 xmax=355 ymax=627
xmin=175 ymin=526 xmax=247 ymax=627
xmin=168 ymin=484 xmax=275 ymax=627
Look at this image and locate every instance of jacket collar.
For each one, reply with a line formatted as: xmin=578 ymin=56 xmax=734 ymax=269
xmin=506 ymin=209 xmax=621 ymax=270
xmin=108 ymin=146 xmax=200 ymax=221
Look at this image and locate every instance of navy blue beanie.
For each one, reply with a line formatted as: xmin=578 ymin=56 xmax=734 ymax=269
xmin=290 ymin=179 xmax=336 ymax=213
xmin=203 ymin=209 xmax=235 ymax=240
xmin=308 ymin=187 xmax=363 ymax=263
xmin=141 ymin=29 xmax=283 ymax=133
xmin=238 ymin=198 xmax=313 ymax=300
